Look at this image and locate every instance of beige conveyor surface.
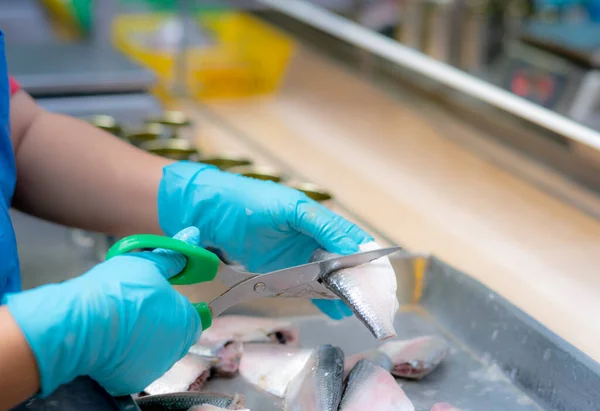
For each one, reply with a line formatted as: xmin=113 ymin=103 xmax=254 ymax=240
xmin=180 ymin=47 xmax=600 ymax=363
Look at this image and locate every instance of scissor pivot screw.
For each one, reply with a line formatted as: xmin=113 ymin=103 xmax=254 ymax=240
xmin=254 ymin=282 xmax=266 ymax=293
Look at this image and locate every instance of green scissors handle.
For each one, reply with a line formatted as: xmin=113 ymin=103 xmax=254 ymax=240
xmin=105 ymin=234 xmax=221 ymax=330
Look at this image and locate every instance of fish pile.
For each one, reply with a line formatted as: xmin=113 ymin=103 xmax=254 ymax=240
xmin=143 ymin=316 xmax=298 ymax=395
xmin=137 ymin=315 xmax=460 ymax=411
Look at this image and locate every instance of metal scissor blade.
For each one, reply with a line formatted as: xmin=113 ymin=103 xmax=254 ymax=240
xmin=213 ymin=263 xmax=257 ymax=288
xmin=208 ymin=246 xmax=401 ymax=316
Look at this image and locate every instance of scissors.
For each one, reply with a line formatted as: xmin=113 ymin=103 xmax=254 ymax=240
xmin=105 ymin=234 xmax=400 ymax=330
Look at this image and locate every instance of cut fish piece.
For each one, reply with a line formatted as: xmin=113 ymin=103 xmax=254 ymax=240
xmin=199 ymin=316 xmax=299 ymax=346
xmin=144 ymin=341 xmax=244 ymax=395
xmin=379 ymin=336 xmax=448 ymax=379
xmin=431 ymin=403 xmax=462 ymax=411
xmin=344 ymin=350 xmax=394 ymax=375
xmin=239 ymin=343 xmax=313 ymax=398
xmin=339 ymin=359 xmax=415 ymax=411
xmin=344 ymin=336 xmax=448 ymax=380
xmin=284 ymin=345 xmax=345 ymax=411
xmin=144 ymin=355 xmax=212 ymax=395
xmin=136 ymin=392 xmax=246 ymax=411
xmin=189 ymin=340 xmax=243 ymax=376
xmin=321 ymin=242 xmax=399 ymax=340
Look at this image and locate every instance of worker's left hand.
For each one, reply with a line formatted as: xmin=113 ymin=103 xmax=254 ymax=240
xmin=159 ymin=162 xmax=374 ymax=319
xmin=3 ymin=227 xmax=201 ymax=397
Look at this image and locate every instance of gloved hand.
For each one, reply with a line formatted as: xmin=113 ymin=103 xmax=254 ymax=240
xmin=158 ymin=162 xmax=373 ymax=320
xmin=2 ymin=227 xmax=201 ymax=397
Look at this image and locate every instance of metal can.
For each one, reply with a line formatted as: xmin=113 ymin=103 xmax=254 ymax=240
xmin=287 ymin=182 xmax=333 ymax=203
xmin=145 ymin=110 xmax=193 ymax=139
xmin=399 ymin=0 xmax=457 ymax=64
xmin=227 ymin=165 xmax=283 ymax=182
xmin=140 ymin=138 xmax=200 ymax=161
xmin=199 ymin=154 xmax=253 ymax=170
xmin=89 ymin=115 xmax=123 ymax=137
xmin=125 ymin=123 xmax=164 ymax=146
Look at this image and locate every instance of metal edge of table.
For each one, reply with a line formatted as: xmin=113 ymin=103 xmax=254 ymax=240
xmin=250 ymin=7 xmax=600 ymax=221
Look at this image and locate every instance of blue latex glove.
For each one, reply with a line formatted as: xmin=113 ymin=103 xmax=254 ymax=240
xmin=158 ymin=162 xmax=373 ymax=320
xmin=3 ymin=227 xmax=201 ymax=397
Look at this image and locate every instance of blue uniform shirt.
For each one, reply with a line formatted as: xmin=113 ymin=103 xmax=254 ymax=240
xmin=0 ymin=31 xmax=22 ymax=299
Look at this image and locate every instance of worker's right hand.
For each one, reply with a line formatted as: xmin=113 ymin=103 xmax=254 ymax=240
xmin=2 ymin=227 xmax=201 ymax=398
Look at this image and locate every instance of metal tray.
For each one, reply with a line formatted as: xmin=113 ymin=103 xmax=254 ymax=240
xmin=200 ymin=253 xmax=600 ymax=411
xmin=11 ymin=253 xmax=600 ymax=411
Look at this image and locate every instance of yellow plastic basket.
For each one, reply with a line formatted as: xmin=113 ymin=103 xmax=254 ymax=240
xmin=112 ymin=11 xmax=295 ymax=100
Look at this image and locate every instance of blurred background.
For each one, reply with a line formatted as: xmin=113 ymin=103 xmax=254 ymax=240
xmin=4 ymin=1 xmax=600 ymax=346
xmin=6 ymin=3 xmax=600 ymax=407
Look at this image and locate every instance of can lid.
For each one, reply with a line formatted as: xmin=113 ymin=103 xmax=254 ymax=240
xmin=126 ymin=123 xmax=164 ymax=142
xmin=289 ymin=182 xmax=333 ymax=202
xmin=228 ymin=165 xmax=283 ymax=182
xmin=200 ymin=155 xmax=253 ymax=170
xmin=141 ymin=138 xmax=199 ymax=160
xmin=145 ymin=110 xmax=192 ymax=127
xmin=90 ymin=115 xmax=122 ymax=136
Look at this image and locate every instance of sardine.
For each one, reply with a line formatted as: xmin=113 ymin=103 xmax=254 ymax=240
xmin=344 ymin=350 xmax=394 ymax=375
xmin=320 ymin=242 xmax=399 ymax=340
xmin=187 ymin=406 xmax=250 ymax=411
xmin=144 ymin=341 xmax=244 ymax=395
xmin=379 ymin=336 xmax=448 ymax=379
xmin=144 ymin=355 xmax=213 ymax=395
xmin=199 ymin=315 xmax=299 ymax=346
xmin=344 ymin=335 xmax=448 ymax=380
xmin=239 ymin=343 xmax=313 ymax=398
xmin=284 ymin=345 xmax=345 ymax=411
xmin=430 ymin=403 xmax=461 ymax=411
xmin=189 ymin=341 xmax=243 ymax=376
xmin=339 ymin=359 xmax=415 ymax=411
xmin=136 ymin=392 xmax=245 ymax=411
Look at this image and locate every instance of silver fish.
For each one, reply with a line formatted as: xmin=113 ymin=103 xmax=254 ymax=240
xmin=430 ymin=403 xmax=462 ymax=411
xmin=239 ymin=343 xmax=313 ymax=398
xmin=339 ymin=360 xmax=415 ymax=411
xmin=344 ymin=350 xmax=394 ymax=376
xmin=136 ymin=392 xmax=246 ymax=411
xmin=189 ymin=341 xmax=243 ymax=376
xmin=144 ymin=341 xmax=244 ymax=395
xmin=320 ymin=242 xmax=399 ymax=340
xmin=199 ymin=315 xmax=300 ymax=346
xmin=379 ymin=336 xmax=448 ymax=379
xmin=284 ymin=345 xmax=345 ymax=411
xmin=188 ymin=406 xmax=250 ymax=411
xmin=144 ymin=355 xmax=213 ymax=395
xmin=344 ymin=335 xmax=448 ymax=380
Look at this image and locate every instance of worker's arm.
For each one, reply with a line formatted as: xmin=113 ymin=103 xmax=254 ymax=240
xmin=0 ymin=306 xmax=39 ymax=410
xmin=0 ymin=228 xmax=200 ymax=408
xmin=9 ymin=90 xmax=171 ymax=236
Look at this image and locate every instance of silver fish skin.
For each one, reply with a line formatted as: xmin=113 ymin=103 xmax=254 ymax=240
xmin=145 ymin=341 xmax=244 ymax=395
xmin=379 ymin=336 xmax=448 ymax=379
xmin=199 ymin=315 xmax=300 ymax=346
xmin=284 ymin=345 xmax=345 ymax=411
xmin=320 ymin=242 xmax=399 ymax=340
xmin=339 ymin=360 xmax=415 ymax=411
xmin=144 ymin=355 xmax=212 ymax=395
xmin=239 ymin=343 xmax=313 ymax=398
xmin=136 ymin=392 xmax=246 ymax=411
xmin=344 ymin=349 xmax=393 ymax=375
xmin=188 ymin=406 xmax=250 ymax=411
xmin=430 ymin=403 xmax=462 ymax=411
